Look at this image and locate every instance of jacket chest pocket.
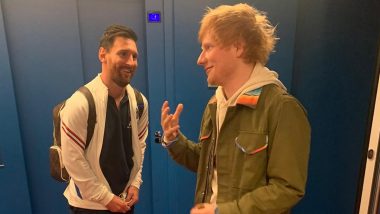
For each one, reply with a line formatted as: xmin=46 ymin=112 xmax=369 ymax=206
xmin=234 ymin=132 xmax=268 ymax=156
xmin=229 ymin=132 xmax=268 ymax=190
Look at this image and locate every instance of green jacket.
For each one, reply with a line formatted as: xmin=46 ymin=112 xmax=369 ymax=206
xmin=168 ymin=84 xmax=311 ymax=214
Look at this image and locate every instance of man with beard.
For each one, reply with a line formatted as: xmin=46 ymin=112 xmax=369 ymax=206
xmin=161 ymin=4 xmax=310 ymax=214
xmin=61 ymin=24 xmax=148 ymax=214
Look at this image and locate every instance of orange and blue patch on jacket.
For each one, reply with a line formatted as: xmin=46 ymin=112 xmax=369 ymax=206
xmin=236 ymin=87 xmax=262 ymax=108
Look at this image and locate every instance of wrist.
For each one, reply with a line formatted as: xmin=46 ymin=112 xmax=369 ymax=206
xmin=162 ymin=136 xmax=177 ymax=148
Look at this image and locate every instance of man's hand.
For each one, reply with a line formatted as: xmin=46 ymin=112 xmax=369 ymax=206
xmin=161 ymin=101 xmax=183 ymax=142
xmin=105 ymin=195 xmax=131 ymax=213
xmin=125 ymin=185 xmax=139 ymax=207
xmin=190 ymin=203 xmax=218 ymax=214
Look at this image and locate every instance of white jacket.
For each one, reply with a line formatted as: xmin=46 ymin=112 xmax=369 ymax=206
xmin=61 ymin=74 xmax=148 ymax=209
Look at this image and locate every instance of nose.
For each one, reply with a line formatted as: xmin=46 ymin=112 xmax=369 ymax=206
xmin=197 ymin=50 xmax=205 ymax=66
xmin=126 ymin=54 xmax=137 ymax=66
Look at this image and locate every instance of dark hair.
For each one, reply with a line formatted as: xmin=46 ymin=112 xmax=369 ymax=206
xmin=99 ymin=24 xmax=138 ymax=51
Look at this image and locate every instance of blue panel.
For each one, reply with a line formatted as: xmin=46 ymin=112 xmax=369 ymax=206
xmin=1 ymin=0 xmax=84 ymax=213
xmin=0 ymin=2 xmax=32 ymax=213
xmin=292 ymin=1 xmax=380 ymax=213
xmin=145 ymin=1 xmax=169 ymax=213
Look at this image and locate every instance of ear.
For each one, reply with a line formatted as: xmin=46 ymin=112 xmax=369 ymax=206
xmin=234 ymin=42 xmax=245 ymax=58
xmin=98 ymin=47 xmax=106 ymax=63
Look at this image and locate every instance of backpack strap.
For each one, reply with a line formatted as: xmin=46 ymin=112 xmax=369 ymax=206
xmin=53 ymin=101 xmax=66 ymax=147
xmin=78 ymin=86 xmax=96 ymax=149
xmin=133 ymin=88 xmax=144 ymax=119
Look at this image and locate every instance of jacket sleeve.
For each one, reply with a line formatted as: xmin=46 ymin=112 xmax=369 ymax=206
xmin=130 ymin=94 xmax=149 ymax=189
xmin=61 ymin=92 xmax=113 ymax=206
xmin=167 ymin=132 xmax=202 ymax=172
xmin=218 ymin=98 xmax=311 ymax=214
xmin=167 ymin=103 xmax=211 ymax=172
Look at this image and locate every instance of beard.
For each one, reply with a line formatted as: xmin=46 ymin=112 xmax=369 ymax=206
xmin=112 ymin=66 xmax=136 ymax=88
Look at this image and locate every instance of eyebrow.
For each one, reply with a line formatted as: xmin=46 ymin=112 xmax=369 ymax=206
xmin=118 ymin=48 xmax=138 ymax=55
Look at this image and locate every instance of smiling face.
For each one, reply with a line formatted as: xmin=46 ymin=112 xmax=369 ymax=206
xmin=197 ymin=32 xmax=239 ymax=87
xmin=99 ymin=36 xmax=138 ymax=88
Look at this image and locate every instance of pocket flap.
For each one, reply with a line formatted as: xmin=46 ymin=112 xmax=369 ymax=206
xmin=235 ymin=133 xmax=268 ymax=155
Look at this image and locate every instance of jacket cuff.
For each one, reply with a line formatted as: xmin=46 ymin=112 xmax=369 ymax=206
xmin=131 ymin=180 xmax=142 ymax=189
xmin=161 ymin=136 xmax=178 ymax=148
xmin=99 ymin=191 xmax=115 ymax=206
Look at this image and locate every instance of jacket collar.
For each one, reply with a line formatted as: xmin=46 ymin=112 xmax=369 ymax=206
xmin=236 ymin=87 xmax=263 ymax=109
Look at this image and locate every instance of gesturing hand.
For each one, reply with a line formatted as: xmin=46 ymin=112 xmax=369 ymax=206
xmin=161 ymin=101 xmax=183 ymax=142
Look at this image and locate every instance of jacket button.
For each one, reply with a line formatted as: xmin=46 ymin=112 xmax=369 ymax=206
xmin=201 ymin=192 xmax=205 ymax=195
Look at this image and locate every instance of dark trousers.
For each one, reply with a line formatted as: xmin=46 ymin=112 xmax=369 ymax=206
xmin=69 ymin=205 xmax=134 ymax=214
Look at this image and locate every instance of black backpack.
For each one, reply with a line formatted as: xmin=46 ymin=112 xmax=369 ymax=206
xmin=49 ymin=86 xmax=144 ymax=182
